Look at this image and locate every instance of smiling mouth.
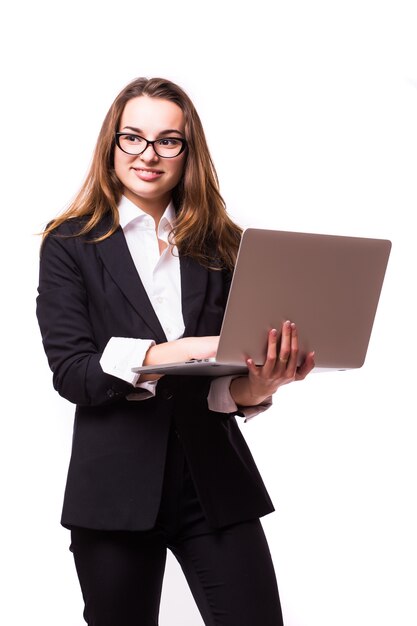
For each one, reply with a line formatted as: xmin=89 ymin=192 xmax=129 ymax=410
xmin=134 ymin=167 xmax=163 ymax=174
xmin=132 ymin=167 xmax=164 ymax=180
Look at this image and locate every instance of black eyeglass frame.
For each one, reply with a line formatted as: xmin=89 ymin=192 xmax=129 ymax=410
xmin=115 ymin=132 xmax=187 ymax=158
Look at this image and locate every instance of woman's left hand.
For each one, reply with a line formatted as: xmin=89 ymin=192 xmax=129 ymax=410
xmin=230 ymin=320 xmax=315 ymax=407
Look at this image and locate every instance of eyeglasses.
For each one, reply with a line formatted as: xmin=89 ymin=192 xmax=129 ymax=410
xmin=115 ymin=132 xmax=187 ymax=158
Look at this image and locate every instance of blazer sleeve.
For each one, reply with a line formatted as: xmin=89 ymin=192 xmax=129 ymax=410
xmin=36 ymin=228 xmax=133 ymax=406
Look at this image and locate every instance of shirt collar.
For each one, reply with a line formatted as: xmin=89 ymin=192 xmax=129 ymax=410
xmin=118 ymin=195 xmax=176 ymax=237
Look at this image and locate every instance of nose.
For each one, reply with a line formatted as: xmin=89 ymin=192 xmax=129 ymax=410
xmin=139 ymin=143 xmax=159 ymax=161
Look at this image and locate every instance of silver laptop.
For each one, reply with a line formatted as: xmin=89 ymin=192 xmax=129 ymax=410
xmin=132 ymin=228 xmax=391 ymax=376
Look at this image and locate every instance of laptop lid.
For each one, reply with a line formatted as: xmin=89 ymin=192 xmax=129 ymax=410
xmin=132 ymin=228 xmax=391 ymax=375
xmin=216 ymin=228 xmax=391 ymax=371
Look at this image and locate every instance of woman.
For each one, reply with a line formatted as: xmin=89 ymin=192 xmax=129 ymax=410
xmin=36 ymin=77 xmax=315 ymax=626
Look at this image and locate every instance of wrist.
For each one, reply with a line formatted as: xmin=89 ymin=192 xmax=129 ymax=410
xmin=143 ymin=338 xmax=190 ymax=367
xmin=230 ymin=377 xmax=269 ymax=408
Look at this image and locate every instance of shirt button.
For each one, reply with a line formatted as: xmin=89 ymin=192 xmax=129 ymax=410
xmin=156 ymin=296 xmax=164 ymax=304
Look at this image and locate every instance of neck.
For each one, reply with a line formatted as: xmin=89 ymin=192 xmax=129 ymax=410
xmin=123 ymin=189 xmax=171 ymax=227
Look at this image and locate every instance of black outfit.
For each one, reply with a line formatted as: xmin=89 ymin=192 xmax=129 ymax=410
xmin=36 ymin=216 xmax=283 ymax=625
xmin=70 ymin=427 xmax=283 ymax=625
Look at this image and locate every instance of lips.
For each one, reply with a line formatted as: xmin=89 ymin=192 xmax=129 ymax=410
xmin=132 ymin=167 xmax=164 ymax=182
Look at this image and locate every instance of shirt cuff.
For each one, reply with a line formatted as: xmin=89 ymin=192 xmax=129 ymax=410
xmin=125 ymin=380 xmax=158 ymax=401
xmin=207 ymin=376 xmax=272 ymax=421
xmin=100 ymin=336 xmax=155 ymax=388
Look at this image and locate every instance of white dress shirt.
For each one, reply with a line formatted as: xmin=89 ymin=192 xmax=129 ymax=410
xmin=100 ymin=195 xmax=271 ymax=418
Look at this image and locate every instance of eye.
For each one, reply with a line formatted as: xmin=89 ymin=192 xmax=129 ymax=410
xmin=123 ymin=134 xmax=144 ymax=144
xmin=157 ymin=137 xmax=183 ymax=147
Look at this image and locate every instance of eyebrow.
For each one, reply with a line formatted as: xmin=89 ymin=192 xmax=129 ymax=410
xmin=122 ymin=126 xmax=184 ymax=137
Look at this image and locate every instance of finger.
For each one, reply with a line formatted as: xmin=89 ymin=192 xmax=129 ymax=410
xmin=263 ymin=328 xmax=279 ymax=374
xmin=295 ymin=351 xmax=316 ymax=380
xmin=246 ymin=357 xmax=261 ymax=379
xmin=277 ymin=320 xmax=292 ymax=367
xmin=284 ymin=322 xmax=299 ymax=374
xmin=247 ymin=329 xmax=279 ymax=378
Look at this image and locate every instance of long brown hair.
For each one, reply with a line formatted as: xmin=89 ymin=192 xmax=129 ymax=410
xmin=43 ymin=77 xmax=242 ymax=269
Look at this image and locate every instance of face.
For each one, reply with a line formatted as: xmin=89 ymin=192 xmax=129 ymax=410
xmin=114 ymin=96 xmax=187 ymax=218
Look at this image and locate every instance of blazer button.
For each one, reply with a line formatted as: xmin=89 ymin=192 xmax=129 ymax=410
xmin=106 ymin=389 xmax=115 ymax=399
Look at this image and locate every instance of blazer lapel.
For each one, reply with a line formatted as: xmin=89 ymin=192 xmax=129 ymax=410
xmin=97 ymin=227 xmax=167 ymax=342
xmin=180 ymin=255 xmax=208 ymax=337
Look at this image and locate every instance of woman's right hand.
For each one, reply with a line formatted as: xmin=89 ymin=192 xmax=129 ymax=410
xmin=143 ymin=336 xmax=219 ymax=367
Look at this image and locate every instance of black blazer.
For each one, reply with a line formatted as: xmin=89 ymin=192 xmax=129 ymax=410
xmin=36 ymin=216 xmax=274 ymax=531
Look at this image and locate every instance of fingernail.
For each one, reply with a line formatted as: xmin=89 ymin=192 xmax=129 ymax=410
xmin=271 ymin=328 xmax=277 ymax=336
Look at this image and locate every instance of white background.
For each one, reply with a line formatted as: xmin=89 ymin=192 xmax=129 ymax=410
xmin=1 ymin=1 xmax=416 ymax=624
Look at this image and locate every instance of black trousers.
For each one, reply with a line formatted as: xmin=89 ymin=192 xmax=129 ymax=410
xmin=70 ymin=429 xmax=283 ymax=626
